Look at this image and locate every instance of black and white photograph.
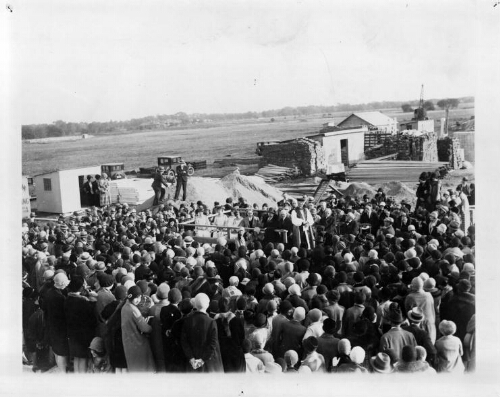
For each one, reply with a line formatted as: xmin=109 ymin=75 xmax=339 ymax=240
xmin=2 ymin=0 xmax=499 ymax=395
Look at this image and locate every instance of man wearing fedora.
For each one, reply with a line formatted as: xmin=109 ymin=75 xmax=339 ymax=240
xmin=174 ymin=160 xmax=189 ymax=201
xmin=402 ymin=307 xmax=437 ymax=368
xmin=152 ymin=167 xmax=170 ymax=206
xmin=379 ymin=303 xmax=417 ymax=360
xmin=369 ymin=352 xmax=394 ymax=374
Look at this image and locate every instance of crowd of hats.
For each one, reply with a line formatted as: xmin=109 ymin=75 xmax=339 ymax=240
xmin=21 ymin=177 xmax=475 ymax=374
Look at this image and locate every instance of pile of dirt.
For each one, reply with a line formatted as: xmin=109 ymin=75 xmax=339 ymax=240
xmin=138 ymin=170 xmax=283 ymax=210
xmin=375 ymin=181 xmax=417 ymax=206
xmin=342 ymin=182 xmax=376 ymax=198
xmin=340 ymin=181 xmax=417 ymax=207
xmin=219 ymin=170 xmax=284 ymax=205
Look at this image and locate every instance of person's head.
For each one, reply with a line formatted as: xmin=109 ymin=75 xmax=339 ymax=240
xmin=302 ymin=336 xmax=319 ymax=354
xmin=350 ymin=346 xmax=366 ymax=365
xmin=415 ymin=346 xmax=427 ymax=362
xmin=193 ymin=293 xmax=210 ymax=312
xmin=439 ymin=320 xmax=457 ymax=336
xmin=284 ymin=350 xmax=299 ymax=368
xmin=168 ymin=288 xmax=182 ymax=304
xmin=292 ymin=307 xmax=306 ymax=322
xmin=322 ymin=318 xmax=337 ymax=335
xmin=401 ymin=345 xmax=417 ymax=364
xmin=242 ymin=339 xmax=253 ymax=354
xmin=338 ymin=339 xmax=351 ymax=356
xmin=127 ymin=285 xmax=142 ymax=305
xmin=89 ymin=337 xmax=106 ymax=358
xmin=370 ymin=352 xmax=393 ymax=374
xmin=407 ymin=307 xmax=424 ymax=324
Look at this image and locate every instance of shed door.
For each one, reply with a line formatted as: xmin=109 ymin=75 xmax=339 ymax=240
xmin=79 ymin=175 xmax=88 ymax=208
xmin=341 ymin=139 xmax=349 ymax=166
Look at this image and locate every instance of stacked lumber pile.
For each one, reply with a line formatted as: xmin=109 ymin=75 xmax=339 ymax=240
xmin=347 ymin=160 xmax=448 ymax=184
xmin=258 ymin=138 xmax=325 ymax=175
xmin=278 ymin=181 xmax=343 ymax=199
xmin=437 ymin=137 xmax=465 ymax=169
xmin=213 ymin=157 xmax=260 ymax=168
xmin=110 ymin=178 xmax=154 ymax=205
xmin=364 ymin=132 xmax=438 ymax=162
xmin=255 ymin=164 xmax=298 ymax=183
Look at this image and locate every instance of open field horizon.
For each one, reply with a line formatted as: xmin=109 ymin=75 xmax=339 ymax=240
xmin=22 ymin=106 xmax=474 ymax=178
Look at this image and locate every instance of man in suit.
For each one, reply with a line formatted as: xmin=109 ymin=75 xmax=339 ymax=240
xmin=239 ymin=208 xmax=261 ymax=229
xmin=320 ymin=208 xmax=338 ymax=235
xmin=277 ymin=307 xmax=307 ymax=359
xmin=180 ymin=293 xmax=223 ymax=372
xmin=359 ymin=203 xmax=379 ymax=235
xmin=174 ymin=160 xmax=189 ymax=201
xmin=275 ymin=209 xmax=293 ymax=247
xmin=340 ymin=212 xmax=359 ymax=236
xmin=152 ymin=167 xmax=170 ymax=206
xmin=342 ymin=291 xmax=366 ymax=338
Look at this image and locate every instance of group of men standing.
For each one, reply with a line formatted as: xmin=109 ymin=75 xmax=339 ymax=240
xmin=152 ymin=161 xmax=190 ymax=206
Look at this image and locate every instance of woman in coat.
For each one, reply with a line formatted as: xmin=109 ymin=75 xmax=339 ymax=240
xmin=181 ymin=293 xmax=224 ymax=372
xmin=98 ymin=173 xmax=111 ymax=207
xmin=44 ymin=272 xmax=70 ymax=372
xmin=435 ymin=320 xmax=465 ymax=374
xmin=405 ymin=277 xmax=436 ymax=343
xmin=64 ymin=276 xmax=98 ymax=373
xmin=121 ymin=285 xmax=155 ymax=372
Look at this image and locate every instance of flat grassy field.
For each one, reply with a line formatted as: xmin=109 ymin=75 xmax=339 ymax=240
xmin=22 ymin=106 xmax=474 ymax=178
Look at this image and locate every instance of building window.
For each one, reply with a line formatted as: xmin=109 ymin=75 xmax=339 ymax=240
xmin=43 ymin=178 xmax=52 ymax=191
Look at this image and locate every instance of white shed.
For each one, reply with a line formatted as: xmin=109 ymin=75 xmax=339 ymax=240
xmin=308 ymin=126 xmax=367 ymax=167
xmin=33 ymin=165 xmax=102 ymax=213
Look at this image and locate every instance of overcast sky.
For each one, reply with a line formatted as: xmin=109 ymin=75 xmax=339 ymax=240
xmin=10 ymin=0 xmax=478 ymax=124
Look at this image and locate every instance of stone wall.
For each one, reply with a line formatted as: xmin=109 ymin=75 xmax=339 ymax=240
xmin=258 ymin=138 xmax=326 ymax=176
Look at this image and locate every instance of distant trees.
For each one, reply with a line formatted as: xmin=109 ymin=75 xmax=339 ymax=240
xmin=437 ymin=98 xmax=460 ymax=109
xmin=423 ymin=101 xmax=435 ymax=111
xmin=21 ymin=96 xmax=472 ymax=140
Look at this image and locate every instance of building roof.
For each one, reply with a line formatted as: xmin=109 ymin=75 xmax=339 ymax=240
xmin=33 ymin=164 xmax=101 ymax=177
xmin=338 ymin=111 xmax=396 ymax=127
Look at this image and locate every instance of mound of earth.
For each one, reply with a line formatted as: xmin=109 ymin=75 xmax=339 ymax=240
xmin=375 ymin=181 xmax=417 ymax=206
xmin=342 ymin=182 xmax=376 ymax=198
xmin=219 ymin=170 xmax=284 ymax=205
xmin=340 ymin=181 xmax=417 ymax=207
xmin=136 ymin=170 xmax=283 ymax=211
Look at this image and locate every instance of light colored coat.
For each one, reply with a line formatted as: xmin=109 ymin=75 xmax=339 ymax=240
xmin=405 ymin=290 xmax=437 ymax=343
xmin=121 ymin=301 xmax=155 ymax=372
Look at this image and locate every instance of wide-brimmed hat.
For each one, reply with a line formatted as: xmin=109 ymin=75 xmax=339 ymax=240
xmin=407 ymin=307 xmax=424 ymax=323
xmin=370 ymin=352 xmax=394 ymax=373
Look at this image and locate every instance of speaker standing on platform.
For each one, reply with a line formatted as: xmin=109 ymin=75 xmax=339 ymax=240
xmin=175 ymin=160 xmax=189 ymax=201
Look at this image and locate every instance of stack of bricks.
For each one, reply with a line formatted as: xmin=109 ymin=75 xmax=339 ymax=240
xmin=259 ymin=138 xmax=326 ymax=175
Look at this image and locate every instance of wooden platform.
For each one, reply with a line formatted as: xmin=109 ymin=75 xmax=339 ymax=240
xmin=347 ymin=160 xmax=448 ymax=184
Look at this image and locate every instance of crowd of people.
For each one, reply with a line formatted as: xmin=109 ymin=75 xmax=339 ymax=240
xmin=21 ymin=172 xmax=475 ymax=375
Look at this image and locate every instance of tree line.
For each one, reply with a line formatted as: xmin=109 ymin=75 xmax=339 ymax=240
xmin=401 ymin=97 xmax=469 ymax=113
xmin=22 ymin=96 xmax=474 ymax=140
